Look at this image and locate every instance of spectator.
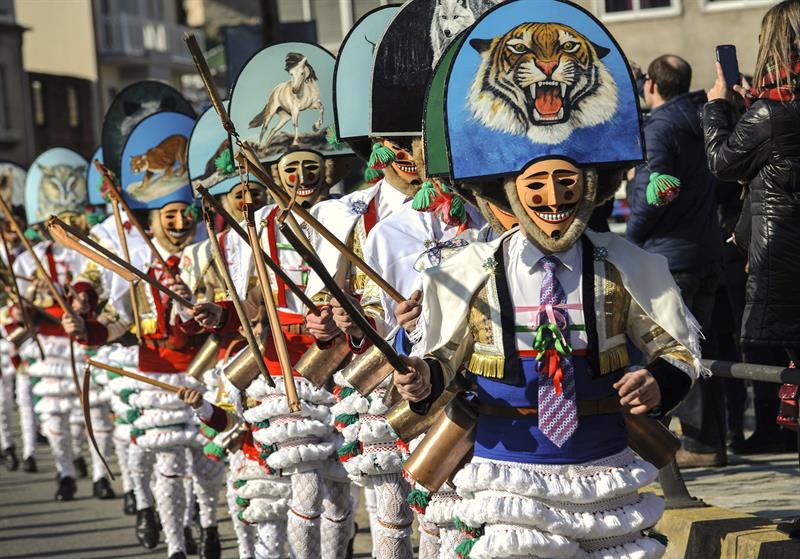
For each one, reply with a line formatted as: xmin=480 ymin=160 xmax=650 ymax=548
xmin=627 ymin=55 xmax=726 ymax=467
xmin=704 ymin=0 xmax=800 ymax=453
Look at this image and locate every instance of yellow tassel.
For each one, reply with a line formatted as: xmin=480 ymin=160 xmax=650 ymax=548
xmin=599 ymin=345 xmax=630 ymax=375
xmin=468 ymin=353 xmax=505 ymax=379
xmin=139 ymin=318 xmax=159 ymax=336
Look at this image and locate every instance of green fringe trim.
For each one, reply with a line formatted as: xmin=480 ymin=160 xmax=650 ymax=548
xmin=454 ymin=517 xmax=483 ymax=538
xmin=24 ymin=228 xmax=40 ymax=242
xmin=125 ymin=409 xmax=141 ymax=423
xmin=86 ymin=210 xmax=106 ymax=226
xmin=337 ymin=440 xmax=362 ymax=461
xmin=368 ymin=143 xmax=396 ymax=170
xmin=364 ymin=166 xmax=384 ymax=184
xmin=199 ymin=424 xmax=218 ymax=439
xmin=253 ymin=420 xmax=270 ymax=429
xmin=412 ymin=181 xmax=437 ymax=211
xmin=203 ymin=441 xmax=225 ymax=461
xmin=236 ymin=496 xmax=250 ymax=507
xmin=646 ymin=172 xmax=681 ymax=206
xmin=107 ymin=372 xmax=120 ymax=380
xmin=120 ymin=388 xmax=135 ymax=405
xmin=449 ymin=192 xmax=467 ymax=223
xmin=334 ymin=413 xmax=359 ymax=429
xmin=233 ymin=479 xmax=247 ymax=489
xmin=214 ymin=149 xmax=235 ymax=176
xmin=406 ymin=489 xmax=430 ymax=513
xmin=455 ymin=538 xmax=477 ymax=559
xmin=130 ymin=427 xmax=145 ymax=439
xmin=326 ymin=125 xmax=346 ymax=150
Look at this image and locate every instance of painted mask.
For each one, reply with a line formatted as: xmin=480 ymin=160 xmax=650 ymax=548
xmin=153 ymin=201 xmax=196 ymax=252
xmin=380 ymin=138 xmax=424 ymax=196
xmin=275 ymin=150 xmax=327 ymax=207
xmin=514 ymin=159 xmax=583 ymax=240
xmin=221 ymin=182 xmax=268 ymax=222
xmin=57 ymin=211 xmax=89 ymax=235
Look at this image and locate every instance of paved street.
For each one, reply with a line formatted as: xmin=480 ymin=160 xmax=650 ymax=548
xmin=1 ymin=416 xmax=798 ymax=558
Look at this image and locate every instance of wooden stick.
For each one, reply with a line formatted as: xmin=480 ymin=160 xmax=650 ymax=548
xmin=0 ymin=198 xmax=69 ymax=313
xmin=238 ymin=147 xmax=404 ymax=304
xmin=243 ymin=185 xmax=301 ymax=412
xmin=0 ymin=233 xmax=44 ymax=359
xmin=195 ymin=185 xmax=319 ymax=315
xmin=81 ymin=362 xmax=114 ymax=479
xmin=182 ymin=37 xmax=403 ymax=304
xmin=47 ymin=217 xmax=194 ymax=310
xmin=107 ymin=192 xmax=143 ymax=342
xmin=87 ymin=359 xmax=181 ymax=393
xmin=92 ymin=160 xmax=177 ymax=281
xmin=202 ymin=202 xmax=274 ymax=387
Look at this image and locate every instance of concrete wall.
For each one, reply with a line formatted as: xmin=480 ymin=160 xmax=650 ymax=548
xmin=14 ymin=0 xmax=97 ymax=81
xmin=576 ymin=0 xmax=772 ymax=90
xmin=0 ymin=21 xmax=34 ymax=164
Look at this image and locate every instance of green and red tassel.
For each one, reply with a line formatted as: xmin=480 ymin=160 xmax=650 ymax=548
xmin=646 ymin=172 xmax=681 ymax=206
xmin=364 ymin=166 xmax=384 ymax=184
xmin=236 ymin=496 xmax=250 ymax=507
xmin=203 ymin=441 xmax=225 ymax=461
xmin=199 ymin=424 xmax=218 ymax=440
xmin=454 ymin=517 xmax=483 ymax=539
xmin=395 ymin=438 xmax=410 ymax=453
xmin=368 ymin=143 xmax=396 ymax=170
xmin=412 ymin=181 xmax=437 ymax=211
xmin=125 ymin=409 xmax=142 ymax=423
xmin=455 ymin=538 xmax=478 ymax=559
xmin=252 ymin=420 xmax=270 ymax=430
xmin=337 ymin=440 xmax=362 ymax=462
xmin=130 ymin=427 xmax=145 ymax=443
xmin=183 ymin=202 xmax=201 ymax=222
xmin=119 ymin=388 xmax=135 ymax=405
xmin=334 ymin=413 xmax=359 ymax=430
xmin=333 ymin=385 xmax=356 ymax=401
xmin=406 ymin=489 xmax=430 ymax=514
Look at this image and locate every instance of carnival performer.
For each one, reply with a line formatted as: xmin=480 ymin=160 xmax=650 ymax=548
xmin=63 ymin=111 xmax=229 ymax=559
xmin=0 ymin=163 xmax=38 ymax=474
xmin=12 ymin=148 xmax=114 ymax=501
xmin=393 ymin=2 xmax=700 ymax=558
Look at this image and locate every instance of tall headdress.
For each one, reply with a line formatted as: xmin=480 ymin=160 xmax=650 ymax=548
xmin=424 ymin=0 xmax=644 ymax=182
xmin=24 ymin=148 xmax=89 ymax=225
xmin=101 ymin=81 xmax=195 ymax=179
xmin=120 ymin=112 xmax=195 ymax=210
xmin=370 ymin=0 xmax=498 ymax=137
xmin=228 ymin=42 xmax=353 ymax=165
xmin=0 ymin=161 xmax=26 ymax=210
xmin=188 ymin=104 xmax=262 ymax=197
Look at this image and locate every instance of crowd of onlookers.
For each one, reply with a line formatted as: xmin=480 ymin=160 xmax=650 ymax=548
xmin=619 ymin=0 xmax=800 ymax=468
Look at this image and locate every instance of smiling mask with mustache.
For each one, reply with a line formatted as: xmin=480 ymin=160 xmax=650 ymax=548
xmin=273 ymin=150 xmax=327 ymax=208
xmin=151 ymin=202 xmax=197 ymax=254
xmin=504 ymin=158 xmax=597 ymax=253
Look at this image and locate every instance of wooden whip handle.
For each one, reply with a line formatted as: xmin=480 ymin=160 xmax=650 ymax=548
xmin=87 ymin=359 xmax=181 ymax=393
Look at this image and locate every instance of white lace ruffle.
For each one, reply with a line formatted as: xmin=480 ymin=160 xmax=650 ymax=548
xmin=129 ymin=389 xmax=186 ymax=410
xmin=133 ymin=408 xmax=194 ymax=429
xmin=454 ymin=491 xmax=664 ymax=541
xmin=235 ymin=478 xmax=292 ymax=500
xmin=27 ymin=358 xmax=75 ymax=379
xmin=251 ymin=417 xmax=332 ymax=446
xmin=266 ymin=440 xmax=337 ymax=470
xmin=244 ymin=397 xmax=331 ymax=425
xmin=133 ymin=427 xmax=204 ymax=450
xmin=342 ymin=447 xmax=406 ymax=479
xmin=454 ymin=449 xmax=659 ymax=505
xmin=32 ymin=377 xmax=77 ymax=397
xmin=108 ymin=375 xmax=140 ymax=394
xmin=246 ymin=375 xmax=334 ymax=406
xmin=34 ymin=396 xmax=80 ymax=416
xmin=423 ymin=490 xmax=461 ymax=526
xmin=240 ymin=497 xmax=289 ymax=523
xmin=233 ymin=459 xmax=274 ymax=481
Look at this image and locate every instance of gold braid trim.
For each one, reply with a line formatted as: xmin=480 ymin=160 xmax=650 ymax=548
xmin=468 ymin=352 xmax=505 ymax=380
xmin=139 ymin=318 xmax=159 ymax=336
xmin=599 ymin=344 xmax=630 ymax=376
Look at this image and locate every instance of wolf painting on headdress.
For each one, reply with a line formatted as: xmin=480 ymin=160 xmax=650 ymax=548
xmin=249 ymin=52 xmax=324 ymax=149
xmin=468 ymin=22 xmax=618 ymax=145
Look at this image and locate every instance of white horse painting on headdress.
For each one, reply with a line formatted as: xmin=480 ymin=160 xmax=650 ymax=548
xmin=249 ymin=53 xmax=324 ymax=149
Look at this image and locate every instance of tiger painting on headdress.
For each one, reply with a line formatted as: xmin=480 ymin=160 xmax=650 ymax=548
xmin=468 ymin=22 xmax=618 ymax=145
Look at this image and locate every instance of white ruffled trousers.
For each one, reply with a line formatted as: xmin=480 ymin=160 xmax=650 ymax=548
xmin=450 ymin=448 xmax=667 ymax=559
xmin=0 ymin=338 xmax=37 ymax=459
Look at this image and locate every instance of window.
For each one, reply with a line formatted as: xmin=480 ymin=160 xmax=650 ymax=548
xmin=598 ymin=0 xmax=680 ymax=20
xmin=0 ymin=67 xmax=8 ymax=131
xmin=66 ymin=86 xmax=80 ymax=129
xmin=0 ymin=0 xmax=14 ymax=22
xmin=32 ymin=80 xmax=46 ymax=127
xmin=703 ymin=0 xmax=776 ymax=12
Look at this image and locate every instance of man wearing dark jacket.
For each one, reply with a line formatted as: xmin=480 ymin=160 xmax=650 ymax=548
xmin=627 ymin=55 xmax=725 ymax=467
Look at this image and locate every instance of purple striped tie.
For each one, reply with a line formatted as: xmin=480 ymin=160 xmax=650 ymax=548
xmin=537 ymin=255 xmax=578 ymax=447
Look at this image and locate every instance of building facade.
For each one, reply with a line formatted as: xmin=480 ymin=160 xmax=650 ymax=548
xmin=0 ymin=0 xmax=33 ymax=165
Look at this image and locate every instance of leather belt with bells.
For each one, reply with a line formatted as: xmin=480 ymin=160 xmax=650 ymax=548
xmin=479 ymin=395 xmax=622 ymax=419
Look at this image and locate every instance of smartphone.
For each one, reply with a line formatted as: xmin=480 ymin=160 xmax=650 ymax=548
xmin=716 ymin=45 xmax=740 ymax=89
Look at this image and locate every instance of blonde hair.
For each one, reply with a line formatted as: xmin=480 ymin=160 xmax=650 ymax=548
xmin=753 ymin=0 xmax=800 ymax=89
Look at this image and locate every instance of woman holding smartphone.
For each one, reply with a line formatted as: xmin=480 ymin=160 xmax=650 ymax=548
xmin=703 ymin=0 xmax=800 ymax=454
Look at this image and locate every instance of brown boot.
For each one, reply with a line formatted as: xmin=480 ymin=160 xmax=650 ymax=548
xmin=675 ymin=448 xmax=727 ymax=468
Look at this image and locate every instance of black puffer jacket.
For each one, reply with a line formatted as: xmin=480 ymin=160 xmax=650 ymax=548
xmin=703 ymin=98 xmax=800 ymax=350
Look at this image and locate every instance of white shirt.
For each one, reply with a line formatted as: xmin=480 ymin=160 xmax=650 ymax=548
xmin=375 ymin=176 xmax=410 ymax=221
xmin=505 ymin=231 xmax=587 ymax=352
